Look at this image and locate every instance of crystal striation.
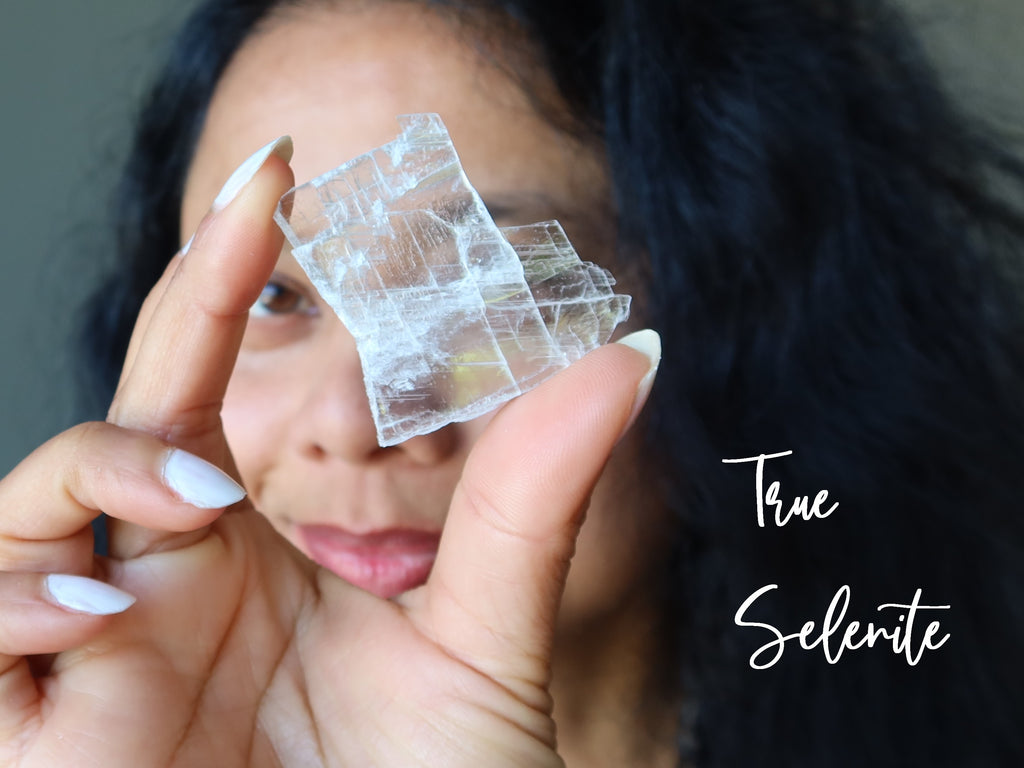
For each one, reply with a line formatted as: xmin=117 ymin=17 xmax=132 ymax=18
xmin=274 ymin=113 xmax=630 ymax=446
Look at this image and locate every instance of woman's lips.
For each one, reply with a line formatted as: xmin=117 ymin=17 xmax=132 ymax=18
xmin=298 ymin=525 xmax=441 ymax=599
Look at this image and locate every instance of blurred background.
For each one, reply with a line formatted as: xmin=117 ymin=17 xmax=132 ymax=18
xmin=0 ymin=0 xmax=200 ymax=473
xmin=0 ymin=0 xmax=1021 ymax=475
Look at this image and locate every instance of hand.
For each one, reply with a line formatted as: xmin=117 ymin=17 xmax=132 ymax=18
xmin=0 ymin=145 xmax=658 ymax=767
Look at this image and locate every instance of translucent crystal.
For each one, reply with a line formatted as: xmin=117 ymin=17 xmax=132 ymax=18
xmin=274 ymin=113 xmax=630 ymax=446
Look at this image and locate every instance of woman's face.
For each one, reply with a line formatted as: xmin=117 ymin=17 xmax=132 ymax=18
xmin=181 ymin=3 xmax=669 ymax=627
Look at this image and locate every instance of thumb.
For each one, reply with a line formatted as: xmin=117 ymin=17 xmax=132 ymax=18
xmin=416 ymin=330 xmax=660 ymax=694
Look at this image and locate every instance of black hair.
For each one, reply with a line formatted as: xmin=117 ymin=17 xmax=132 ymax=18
xmin=79 ymin=0 xmax=1024 ymax=764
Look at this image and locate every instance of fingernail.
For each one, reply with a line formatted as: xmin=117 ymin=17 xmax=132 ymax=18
xmin=179 ymin=232 xmax=195 ymax=257
xmin=615 ymin=329 xmax=661 ymax=437
xmin=162 ymin=448 xmax=247 ymax=509
xmin=212 ymin=135 xmax=293 ymax=211
xmin=45 ymin=574 xmax=137 ymax=615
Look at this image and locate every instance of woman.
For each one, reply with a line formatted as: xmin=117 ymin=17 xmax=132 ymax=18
xmin=4 ymin=0 xmax=1024 ymax=765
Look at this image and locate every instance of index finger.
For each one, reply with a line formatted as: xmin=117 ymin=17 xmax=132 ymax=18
xmin=106 ymin=139 xmax=293 ymax=559
xmin=108 ymin=138 xmax=294 ymax=463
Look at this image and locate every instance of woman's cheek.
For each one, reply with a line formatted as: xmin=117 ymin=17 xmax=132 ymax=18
xmin=222 ymin=354 xmax=292 ymax=494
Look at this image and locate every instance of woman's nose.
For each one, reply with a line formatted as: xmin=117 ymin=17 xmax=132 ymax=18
xmin=293 ymin=323 xmax=459 ymax=465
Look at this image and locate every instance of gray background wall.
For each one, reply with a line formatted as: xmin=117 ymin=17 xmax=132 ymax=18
xmin=0 ymin=1 xmax=199 ymax=474
xmin=0 ymin=0 xmax=1021 ymax=475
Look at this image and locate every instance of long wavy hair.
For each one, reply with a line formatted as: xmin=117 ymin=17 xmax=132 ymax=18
xmin=80 ymin=0 xmax=1024 ymax=764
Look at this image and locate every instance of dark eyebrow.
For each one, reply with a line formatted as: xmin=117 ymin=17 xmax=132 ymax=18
xmin=480 ymin=192 xmax=588 ymax=227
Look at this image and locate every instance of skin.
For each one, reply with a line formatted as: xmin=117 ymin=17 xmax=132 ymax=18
xmin=0 ymin=4 xmax=673 ymax=767
xmin=186 ymin=3 xmax=668 ymax=633
xmin=184 ymin=4 xmax=678 ymax=760
xmin=182 ymin=7 xmax=676 ymax=763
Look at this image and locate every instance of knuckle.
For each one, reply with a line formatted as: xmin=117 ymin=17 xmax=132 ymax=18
xmin=62 ymin=421 xmax=111 ymax=452
xmin=53 ymin=422 xmax=159 ymax=506
xmin=61 ymin=422 xmax=115 ymax=481
xmin=457 ymin=478 xmax=531 ymax=543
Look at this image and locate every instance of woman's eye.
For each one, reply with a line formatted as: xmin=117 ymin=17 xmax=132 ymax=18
xmin=250 ymin=278 xmax=316 ymax=317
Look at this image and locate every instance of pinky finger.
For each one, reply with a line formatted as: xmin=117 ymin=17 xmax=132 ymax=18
xmin=0 ymin=571 xmax=135 ymax=657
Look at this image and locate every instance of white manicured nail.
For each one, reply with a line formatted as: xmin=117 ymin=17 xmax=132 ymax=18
xmin=180 ymin=232 xmax=195 ymax=257
xmin=45 ymin=574 xmax=137 ymax=615
xmin=212 ymin=135 xmax=293 ymax=211
xmin=615 ymin=329 xmax=662 ymax=435
xmin=162 ymin=448 xmax=247 ymax=509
